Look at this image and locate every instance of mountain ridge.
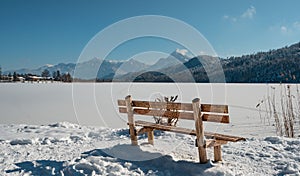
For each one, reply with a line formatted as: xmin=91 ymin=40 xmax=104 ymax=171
xmin=3 ymin=42 xmax=300 ymax=83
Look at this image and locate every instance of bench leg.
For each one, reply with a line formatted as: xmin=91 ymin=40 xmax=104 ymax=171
xmin=214 ymin=145 xmax=222 ymax=162
xmin=147 ymin=130 xmax=154 ymax=145
xmin=129 ymin=124 xmax=138 ymax=145
xmin=198 ymin=146 xmax=208 ymax=164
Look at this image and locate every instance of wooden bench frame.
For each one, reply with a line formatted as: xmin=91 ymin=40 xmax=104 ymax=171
xmin=118 ymin=95 xmax=245 ymax=163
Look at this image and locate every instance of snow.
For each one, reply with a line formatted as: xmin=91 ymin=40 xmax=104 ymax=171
xmin=0 ymin=122 xmax=299 ymax=175
xmin=0 ymin=83 xmax=300 ymax=175
xmin=0 ymin=83 xmax=280 ymax=136
xmin=175 ymin=49 xmax=189 ymax=56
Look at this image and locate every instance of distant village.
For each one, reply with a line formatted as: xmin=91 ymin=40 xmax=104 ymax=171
xmin=0 ymin=68 xmax=72 ymax=83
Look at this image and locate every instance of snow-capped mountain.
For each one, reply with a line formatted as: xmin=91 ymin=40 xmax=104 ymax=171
xmin=74 ymin=58 xmax=150 ymax=80
xmin=148 ymin=49 xmax=192 ymax=71
xmin=4 ymin=57 xmax=150 ymax=80
xmin=3 ymin=49 xmax=191 ymax=80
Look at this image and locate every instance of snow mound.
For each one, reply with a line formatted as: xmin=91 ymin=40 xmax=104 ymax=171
xmin=48 ymin=121 xmax=80 ymax=128
xmin=63 ymin=149 xmax=234 ymax=176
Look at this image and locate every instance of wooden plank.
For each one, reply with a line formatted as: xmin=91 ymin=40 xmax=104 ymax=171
xmin=205 ymin=139 xmax=216 ymax=148
xmin=118 ymin=99 xmax=193 ymax=111
xmin=119 ymin=107 xmax=229 ymax=123
xmin=192 ymin=98 xmax=204 ymax=147
xmin=135 ymin=108 xmax=194 ymax=120
xmin=125 ymin=95 xmax=138 ymax=145
xmin=205 ymin=132 xmax=245 ymax=142
xmin=119 ymin=107 xmax=194 ymax=120
xmin=214 ymin=140 xmax=228 ymax=146
xmin=119 ymin=107 xmax=128 ymax=113
xmin=118 ymin=99 xmax=228 ymax=113
xmin=134 ymin=120 xmax=245 ymax=142
xmin=214 ymin=145 xmax=222 ymax=162
xmin=202 ymin=114 xmax=229 ymax=123
xmin=136 ymin=127 xmax=150 ymax=135
xmin=118 ymin=99 xmax=126 ymax=106
xmin=201 ymin=104 xmax=228 ymax=113
xmin=135 ymin=120 xmax=196 ymax=135
xmin=205 ymin=140 xmax=228 ymax=147
xmin=147 ymin=130 xmax=154 ymax=145
xmin=192 ymin=98 xmax=208 ymax=164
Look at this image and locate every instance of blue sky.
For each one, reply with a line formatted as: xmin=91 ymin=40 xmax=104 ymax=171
xmin=1 ymin=0 xmax=300 ymax=70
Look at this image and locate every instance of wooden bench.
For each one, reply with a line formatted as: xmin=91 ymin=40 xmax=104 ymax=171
xmin=118 ymin=95 xmax=245 ymax=163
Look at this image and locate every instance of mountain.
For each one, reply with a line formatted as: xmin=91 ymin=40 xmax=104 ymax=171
xmin=116 ymin=42 xmax=300 ymax=83
xmin=148 ymin=49 xmax=191 ymax=70
xmin=115 ymin=55 xmax=223 ymax=82
xmin=4 ymin=58 xmax=149 ymax=80
xmin=222 ymin=42 xmax=300 ymax=83
xmin=63 ymin=58 xmax=150 ymax=80
xmin=74 ymin=58 xmax=149 ymax=80
xmin=4 ymin=42 xmax=300 ymax=83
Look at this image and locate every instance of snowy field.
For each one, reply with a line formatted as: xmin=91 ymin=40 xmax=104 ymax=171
xmin=0 ymin=83 xmax=299 ymax=175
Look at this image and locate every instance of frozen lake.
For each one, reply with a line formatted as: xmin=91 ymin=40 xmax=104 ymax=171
xmin=0 ymin=82 xmax=298 ymax=137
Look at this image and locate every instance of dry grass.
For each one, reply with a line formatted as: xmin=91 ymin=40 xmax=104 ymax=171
xmin=153 ymin=95 xmax=179 ymax=126
xmin=257 ymin=84 xmax=300 ymax=138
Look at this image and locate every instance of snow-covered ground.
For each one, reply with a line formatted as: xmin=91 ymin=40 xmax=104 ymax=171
xmin=0 ymin=122 xmax=299 ymax=175
xmin=0 ymin=83 xmax=299 ymax=175
xmin=0 ymin=83 xmax=278 ymax=136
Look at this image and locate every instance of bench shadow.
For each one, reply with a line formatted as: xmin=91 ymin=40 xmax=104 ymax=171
xmin=81 ymin=144 xmax=214 ymax=176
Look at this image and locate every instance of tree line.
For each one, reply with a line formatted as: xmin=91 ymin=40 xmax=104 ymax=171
xmin=0 ymin=67 xmax=72 ymax=83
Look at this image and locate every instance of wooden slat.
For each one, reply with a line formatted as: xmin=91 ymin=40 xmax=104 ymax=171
xmin=134 ymin=108 xmax=194 ymax=120
xmin=119 ymin=107 xmax=127 ymax=113
xmin=134 ymin=120 xmax=245 ymax=142
xmin=201 ymin=104 xmax=228 ymax=113
xmin=135 ymin=120 xmax=196 ymax=135
xmin=119 ymin=107 xmax=193 ymax=120
xmin=118 ymin=99 xmax=193 ymax=111
xmin=118 ymin=99 xmax=228 ymax=113
xmin=203 ymin=114 xmax=229 ymax=123
xmin=118 ymin=99 xmax=126 ymax=106
xmin=205 ymin=139 xmax=227 ymax=148
xmin=214 ymin=140 xmax=228 ymax=146
xmin=119 ymin=107 xmax=229 ymax=123
xmin=204 ymin=131 xmax=246 ymax=142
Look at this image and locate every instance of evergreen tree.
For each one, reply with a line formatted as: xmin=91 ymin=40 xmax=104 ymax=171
xmin=52 ymin=71 xmax=57 ymax=79
xmin=41 ymin=69 xmax=50 ymax=77
xmin=13 ymin=72 xmax=18 ymax=82
xmin=61 ymin=73 xmax=72 ymax=82
xmin=0 ymin=65 xmax=2 ymax=79
xmin=55 ymin=70 xmax=61 ymax=81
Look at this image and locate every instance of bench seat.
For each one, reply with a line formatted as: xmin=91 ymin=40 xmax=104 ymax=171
xmin=134 ymin=120 xmax=245 ymax=142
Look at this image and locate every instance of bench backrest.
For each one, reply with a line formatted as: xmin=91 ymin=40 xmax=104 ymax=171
xmin=118 ymin=96 xmax=229 ymax=124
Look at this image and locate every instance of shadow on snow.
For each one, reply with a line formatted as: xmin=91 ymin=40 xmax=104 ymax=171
xmin=6 ymin=144 xmax=215 ymax=175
